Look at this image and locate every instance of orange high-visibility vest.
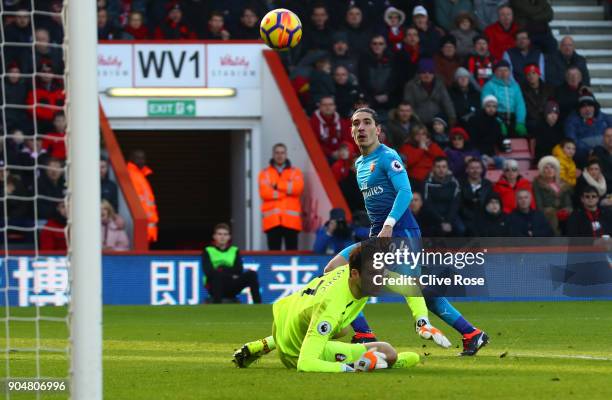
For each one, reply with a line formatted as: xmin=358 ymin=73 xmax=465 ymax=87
xmin=127 ymin=162 xmax=159 ymax=242
xmin=258 ymin=163 xmax=304 ymax=232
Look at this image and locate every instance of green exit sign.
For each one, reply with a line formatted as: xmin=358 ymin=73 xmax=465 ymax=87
xmin=147 ymin=100 xmax=196 ymax=117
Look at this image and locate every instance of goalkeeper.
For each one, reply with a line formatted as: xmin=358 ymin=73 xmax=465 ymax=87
xmin=232 ymin=244 xmax=419 ymax=372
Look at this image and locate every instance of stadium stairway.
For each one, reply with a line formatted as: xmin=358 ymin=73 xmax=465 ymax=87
xmin=551 ymin=0 xmax=612 ymax=114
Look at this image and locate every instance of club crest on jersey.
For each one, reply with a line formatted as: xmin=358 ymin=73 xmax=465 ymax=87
xmin=335 ymin=353 xmax=347 ymax=362
xmin=370 ymin=162 xmax=376 ymax=172
xmin=317 ymin=321 xmax=332 ymax=335
xmin=391 ymin=160 xmax=404 ymax=172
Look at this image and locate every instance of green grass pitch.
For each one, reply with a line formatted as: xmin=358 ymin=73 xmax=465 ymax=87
xmin=2 ymin=301 xmax=612 ymax=399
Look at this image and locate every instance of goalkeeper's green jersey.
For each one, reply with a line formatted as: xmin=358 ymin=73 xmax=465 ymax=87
xmin=272 ymin=265 xmax=368 ymax=372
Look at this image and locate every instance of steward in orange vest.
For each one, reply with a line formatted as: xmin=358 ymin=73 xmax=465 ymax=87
xmin=258 ymin=143 xmax=303 ymax=250
xmin=127 ymin=150 xmax=159 ymax=243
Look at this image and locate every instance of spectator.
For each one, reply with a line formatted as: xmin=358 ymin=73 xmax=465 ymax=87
xmin=33 ymin=28 xmax=64 ymax=74
xmin=153 ymin=3 xmax=197 ymax=40
xmin=546 ymin=36 xmax=591 ymax=87
xmin=435 ymin=0 xmax=473 ymax=33
xmin=358 ymin=35 xmax=394 ymax=112
xmin=201 ymin=10 xmax=231 ymax=40
xmin=337 ymin=155 xmax=365 ymax=213
xmin=556 ymin=66 xmax=585 ymax=123
xmin=534 ymin=100 xmax=564 ymax=161
xmin=503 ymin=30 xmax=545 ymax=86
xmin=422 ymin=157 xmax=464 ymax=236
xmin=592 ymin=127 xmax=612 ymax=187
xmin=509 ymin=0 xmax=556 ymax=53
xmin=310 ymin=96 xmax=352 ymax=162
xmin=574 ymin=158 xmax=612 ymax=208
xmin=552 ymin=138 xmax=577 ymax=187
xmin=460 ymin=158 xmax=493 ymax=233
xmin=521 ymin=64 xmax=555 ymax=132
xmin=37 ymin=158 xmax=66 ymax=220
xmin=449 ymin=67 xmax=481 ymax=122
xmin=100 ymin=157 xmax=119 ymax=212
xmin=258 ymin=143 xmax=304 ymax=250
xmin=2 ymin=173 xmax=34 ymax=236
xmin=332 ymin=66 xmax=359 ymax=118
xmin=431 ymin=115 xmax=450 ymax=148
xmin=330 ymin=32 xmax=358 ymax=80
xmin=202 ymin=223 xmax=261 ymax=304
xmin=473 ymin=0 xmax=506 ymax=29
xmin=26 ymin=59 xmax=65 ymax=134
xmin=412 ymin=5 xmax=442 ymax=58
xmin=126 ymin=149 xmax=159 ymax=243
xmin=309 ymin=55 xmax=335 ymax=106
xmin=101 ymin=200 xmax=129 ymax=251
xmin=313 ymin=208 xmax=355 ymax=255
xmin=446 ymin=126 xmax=480 ymax=180
xmin=4 ymin=8 xmax=33 ymax=70
xmin=507 ymin=189 xmax=554 ymax=236
xmin=105 ymin=0 xmax=146 ymax=27
xmin=341 ymin=6 xmax=371 ymax=57
xmin=467 ymin=95 xmax=506 ymax=168
xmin=382 ymin=7 xmax=406 ymax=53
xmin=403 ymin=58 xmax=456 ymax=126
xmin=399 ymin=124 xmax=446 ymax=187
xmin=565 ymin=89 xmax=612 ymax=167
xmin=331 ymin=142 xmax=353 ymax=181
xmin=41 ymin=112 xmax=66 ymax=161
xmin=233 ymin=7 xmax=260 ymax=40
xmin=16 ymin=137 xmax=49 ymax=192
xmin=37 ymin=0 xmax=64 ymax=44
xmin=471 ymin=192 xmax=510 ymax=236
xmin=40 ymin=201 xmax=67 ymax=251
xmin=567 ymin=186 xmax=612 ymax=237
xmin=121 ymin=11 xmax=150 ymax=40
xmin=3 ymin=62 xmax=29 ymax=132
xmin=467 ymin=35 xmax=496 ymax=88
xmin=385 ymin=102 xmax=421 ymax=150
xmin=450 ymin=12 xmax=479 ymax=60
xmin=532 ymin=156 xmax=573 ymax=235
xmin=484 ymin=4 xmax=519 ymax=60
xmin=409 ymin=191 xmax=434 ymax=235
xmin=301 ymin=4 xmax=333 ymax=54
xmin=392 ymin=26 xmax=420 ymax=101
xmin=433 ymin=35 xmax=462 ymax=88
xmin=97 ymin=8 xmax=119 ymax=40
xmin=493 ymin=159 xmax=535 ymax=214
xmin=481 ymin=60 xmax=527 ymax=136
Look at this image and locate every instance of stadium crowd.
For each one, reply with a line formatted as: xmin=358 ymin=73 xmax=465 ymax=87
xmin=2 ymin=0 xmax=612 ymax=252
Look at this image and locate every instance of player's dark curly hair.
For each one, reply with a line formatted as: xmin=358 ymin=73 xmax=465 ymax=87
xmin=351 ymin=107 xmax=380 ymax=126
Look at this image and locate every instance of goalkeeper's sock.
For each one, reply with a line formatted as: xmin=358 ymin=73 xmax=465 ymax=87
xmin=405 ymin=296 xmax=428 ymax=322
xmin=262 ymin=336 xmax=276 ymax=353
xmin=351 ymin=311 xmax=372 ymax=333
xmin=425 ymin=296 xmax=475 ymax=335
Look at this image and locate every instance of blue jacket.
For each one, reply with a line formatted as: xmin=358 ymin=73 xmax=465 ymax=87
xmin=481 ymin=76 xmax=527 ymax=125
xmin=313 ymin=226 xmax=354 ymax=255
xmin=564 ymin=110 xmax=612 ymax=166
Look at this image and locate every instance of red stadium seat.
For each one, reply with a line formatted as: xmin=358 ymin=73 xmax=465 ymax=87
xmin=486 ymin=169 xmax=503 ymax=182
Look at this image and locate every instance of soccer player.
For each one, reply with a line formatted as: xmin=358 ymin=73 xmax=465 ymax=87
xmin=233 ymin=244 xmax=420 ymax=372
xmin=336 ymin=108 xmax=488 ymax=356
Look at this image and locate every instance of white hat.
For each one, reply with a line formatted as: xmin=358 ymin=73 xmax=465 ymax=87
xmin=537 ymin=156 xmax=560 ymax=175
xmin=482 ymin=95 xmax=498 ymax=106
xmin=413 ymin=5 xmax=428 ymax=16
xmin=384 ymin=7 xmax=406 ymax=26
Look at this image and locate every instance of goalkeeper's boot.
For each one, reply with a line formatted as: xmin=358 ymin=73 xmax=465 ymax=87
xmin=351 ymin=332 xmax=377 ymax=343
xmin=392 ymin=352 xmax=420 ymax=369
xmin=232 ymin=338 xmax=272 ymax=368
xmin=460 ymin=329 xmax=489 ymax=356
xmin=416 ymin=319 xmax=452 ymax=349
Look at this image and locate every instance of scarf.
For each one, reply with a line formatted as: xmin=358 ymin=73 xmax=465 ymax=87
xmin=582 ymin=170 xmax=607 ymax=196
xmin=585 ymin=208 xmax=603 ymax=237
xmin=314 ymin=110 xmax=341 ymax=142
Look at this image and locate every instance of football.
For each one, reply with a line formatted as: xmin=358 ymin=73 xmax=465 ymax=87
xmin=260 ymin=8 xmax=302 ymax=50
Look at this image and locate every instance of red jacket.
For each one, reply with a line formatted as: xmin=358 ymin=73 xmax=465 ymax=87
xmin=26 ymin=80 xmax=65 ymax=124
xmin=493 ymin=176 xmax=536 ymax=214
xmin=42 ymin=132 xmax=66 ymax=160
xmin=331 ymin=159 xmax=352 ymax=181
xmin=399 ymin=142 xmax=446 ymax=182
xmin=309 ymin=111 xmax=353 ymax=159
xmin=484 ymin=22 xmax=520 ymax=60
xmin=40 ymin=219 xmax=67 ymax=251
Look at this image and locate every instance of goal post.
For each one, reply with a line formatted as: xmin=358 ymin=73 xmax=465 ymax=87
xmin=66 ymin=0 xmax=103 ymax=398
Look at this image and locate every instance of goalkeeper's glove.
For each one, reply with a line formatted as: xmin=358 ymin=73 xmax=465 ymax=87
xmin=355 ymin=349 xmax=388 ymax=372
xmin=416 ymin=318 xmax=452 ymax=349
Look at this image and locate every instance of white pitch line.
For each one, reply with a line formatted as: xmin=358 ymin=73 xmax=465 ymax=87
xmin=513 ymin=353 xmax=612 ymax=361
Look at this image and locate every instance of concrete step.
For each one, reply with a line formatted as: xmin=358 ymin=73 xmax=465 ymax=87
xmin=554 ymin=34 xmax=612 ymax=49
xmin=588 ymin=63 xmax=612 ymax=78
xmin=551 ymin=19 xmax=612 ymax=34
xmin=552 ymin=5 xmax=604 ymax=20
xmin=551 ymin=0 xmax=598 ymax=5
xmin=594 ymin=92 xmax=612 ymax=108
xmin=579 ymin=49 xmax=612 ymax=64
xmin=604 ymin=108 xmax=612 ymax=114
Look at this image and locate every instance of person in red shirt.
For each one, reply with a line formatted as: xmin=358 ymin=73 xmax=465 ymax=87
xmin=122 ymin=11 xmax=149 ymax=40
xmin=153 ymin=2 xmax=197 ymax=40
xmin=331 ymin=142 xmax=354 ymax=181
xmin=26 ymin=58 xmax=65 ymax=133
xmin=493 ymin=159 xmax=536 ymax=214
xmin=40 ymin=201 xmax=67 ymax=251
xmin=484 ymin=4 xmax=519 ymax=60
xmin=41 ymin=111 xmax=66 ymax=161
xmin=399 ymin=124 xmax=446 ymax=189
xmin=309 ymin=96 xmax=353 ymax=163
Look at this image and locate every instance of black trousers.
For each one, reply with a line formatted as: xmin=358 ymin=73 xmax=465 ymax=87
xmin=266 ymin=226 xmax=299 ymax=250
xmin=208 ymin=270 xmax=261 ymax=304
